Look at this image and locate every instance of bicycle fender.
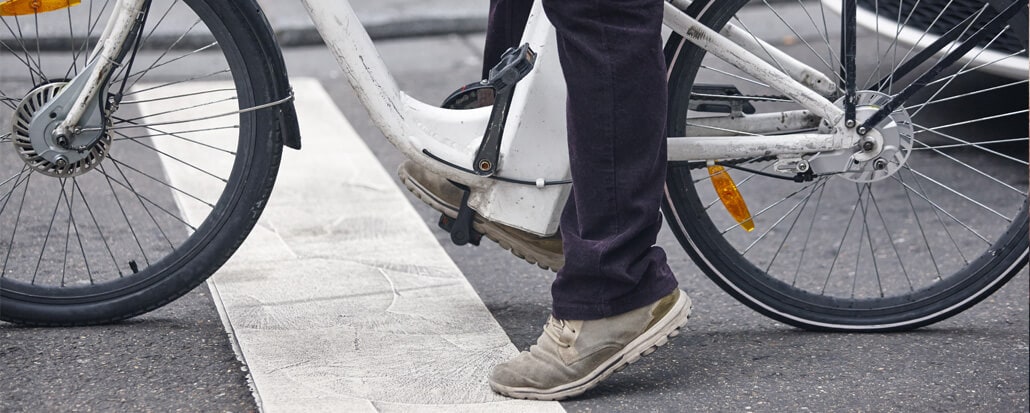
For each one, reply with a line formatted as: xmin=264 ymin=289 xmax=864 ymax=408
xmin=226 ymin=0 xmax=302 ymax=150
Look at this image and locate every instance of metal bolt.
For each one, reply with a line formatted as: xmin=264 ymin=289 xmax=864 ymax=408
xmin=873 ymin=158 xmax=888 ymax=170
xmin=862 ymin=141 xmax=875 ymax=151
xmin=54 ymin=155 xmax=69 ymax=169
xmin=857 ymin=126 xmax=868 ymax=135
xmin=478 ymin=160 xmax=493 ymax=171
xmin=55 ymin=135 xmax=69 ymax=147
xmin=845 ymin=119 xmax=856 ymax=128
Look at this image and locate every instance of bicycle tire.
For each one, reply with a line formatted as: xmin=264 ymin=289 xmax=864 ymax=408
xmin=662 ymin=0 xmax=1028 ymax=331
xmin=1 ymin=0 xmax=283 ymax=325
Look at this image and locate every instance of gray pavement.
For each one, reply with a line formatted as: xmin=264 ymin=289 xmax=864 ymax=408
xmin=2 ymin=1 xmax=1029 ymax=412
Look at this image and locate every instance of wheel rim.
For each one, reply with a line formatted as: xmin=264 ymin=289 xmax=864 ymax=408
xmin=664 ymin=0 xmax=1028 ymax=327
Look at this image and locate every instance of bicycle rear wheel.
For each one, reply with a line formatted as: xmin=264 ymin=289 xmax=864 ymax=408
xmin=663 ymin=0 xmax=1028 ymax=331
xmin=1 ymin=0 xmax=283 ymax=325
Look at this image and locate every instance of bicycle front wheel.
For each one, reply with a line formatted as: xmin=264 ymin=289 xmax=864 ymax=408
xmin=663 ymin=0 xmax=1028 ymax=331
xmin=1 ymin=0 xmax=283 ymax=325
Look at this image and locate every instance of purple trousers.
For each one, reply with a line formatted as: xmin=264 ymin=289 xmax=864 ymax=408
xmin=485 ymin=0 xmax=678 ymax=320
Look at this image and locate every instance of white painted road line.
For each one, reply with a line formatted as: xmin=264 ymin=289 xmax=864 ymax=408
xmin=143 ymin=78 xmax=563 ymax=412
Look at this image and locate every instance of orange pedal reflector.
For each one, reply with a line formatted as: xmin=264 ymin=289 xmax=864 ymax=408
xmin=0 ymin=0 xmax=79 ymax=16
xmin=708 ymin=165 xmax=755 ymax=232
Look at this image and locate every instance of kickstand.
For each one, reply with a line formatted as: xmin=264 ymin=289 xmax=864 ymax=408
xmin=438 ymin=184 xmax=483 ymax=246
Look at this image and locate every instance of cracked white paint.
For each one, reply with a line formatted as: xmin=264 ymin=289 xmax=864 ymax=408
xmin=145 ymin=79 xmax=562 ymax=412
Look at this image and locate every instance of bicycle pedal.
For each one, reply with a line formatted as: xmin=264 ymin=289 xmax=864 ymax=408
xmin=689 ymin=84 xmax=757 ymax=115
xmin=437 ymin=186 xmax=483 ymax=246
xmin=442 ymin=81 xmax=496 ymax=110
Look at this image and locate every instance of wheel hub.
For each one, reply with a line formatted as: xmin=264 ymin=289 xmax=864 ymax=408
xmin=811 ymin=91 xmax=914 ymax=183
xmin=11 ymin=82 xmax=111 ymax=178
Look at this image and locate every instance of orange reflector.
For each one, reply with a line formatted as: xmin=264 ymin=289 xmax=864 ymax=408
xmin=0 ymin=0 xmax=79 ymax=16
xmin=708 ymin=165 xmax=755 ymax=232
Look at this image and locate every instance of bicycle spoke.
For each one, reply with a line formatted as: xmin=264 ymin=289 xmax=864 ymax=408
xmin=116 ymin=96 xmax=238 ymax=124
xmin=0 ymin=35 xmax=46 ymax=82
xmin=109 ymin=156 xmax=175 ymax=249
xmin=792 ymin=179 xmax=828 ymax=286
xmin=108 ymin=155 xmax=215 ymax=208
xmin=96 ymin=163 xmax=150 ymax=266
xmin=123 ymin=42 xmax=218 ymax=91
xmin=889 ymin=172 xmax=992 ymax=244
xmin=882 ymin=0 xmax=963 ymax=92
xmin=897 ymin=169 xmax=966 ymax=267
xmin=119 ymin=132 xmax=228 ymax=183
xmin=763 ymin=179 xmax=828 ymax=272
xmin=94 ymin=163 xmax=199 ymax=233
xmin=0 ymin=166 xmax=31 ymax=214
xmin=913 ymin=124 xmax=1028 ymax=165
xmin=111 ymin=125 xmax=240 ymax=142
xmin=747 ymin=177 xmax=827 ymax=258
xmin=731 ymin=16 xmax=791 ymax=76
xmin=31 ymin=180 xmax=66 ymax=285
xmin=910 ymin=137 xmax=1028 ymax=150
xmin=761 ymin=0 xmax=846 ymax=89
xmin=855 ymin=184 xmax=884 ymax=298
xmin=796 ymin=0 xmax=843 ymax=74
xmin=821 ymin=182 xmax=867 ymax=294
xmin=911 ymin=138 xmax=1027 ymax=196
xmin=122 ymin=69 xmax=231 ymax=97
xmin=906 ymin=80 xmax=1028 ymax=112
xmin=74 ymin=179 xmax=123 ymax=276
xmin=851 ymin=184 xmax=873 ymax=298
xmin=116 ymin=17 xmax=203 ymax=90
xmin=119 ymin=88 xmax=238 ymax=105
xmin=1 ymin=174 xmax=32 ymax=279
xmin=902 ymin=164 xmax=1012 ymax=222
xmin=0 ymin=16 xmax=43 ymax=82
xmin=906 ymin=28 xmax=1008 ymax=119
xmin=720 ymin=179 xmax=824 ymax=234
xmin=916 ymin=109 xmax=1029 ymax=134
xmin=699 ymin=65 xmax=771 ymax=88
xmin=868 ymin=186 xmax=914 ymax=291
xmin=923 ymin=48 xmax=1027 ymax=88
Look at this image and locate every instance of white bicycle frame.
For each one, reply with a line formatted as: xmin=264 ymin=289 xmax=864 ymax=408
xmin=61 ymin=0 xmax=858 ymax=236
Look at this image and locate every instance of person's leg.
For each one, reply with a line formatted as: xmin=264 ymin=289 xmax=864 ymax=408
xmin=488 ymin=0 xmax=688 ymax=401
xmin=546 ymin=0 xmax=677 ymax=320
xmin=483 ymin=0 xmax=535 ymax=79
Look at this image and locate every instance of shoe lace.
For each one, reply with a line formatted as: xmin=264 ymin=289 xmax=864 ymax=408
xmin=544 ymin=316 xmax=573 ymax=348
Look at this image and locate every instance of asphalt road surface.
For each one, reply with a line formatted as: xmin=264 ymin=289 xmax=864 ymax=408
xmin=2 ymin=14 xmax=1029 ymax=413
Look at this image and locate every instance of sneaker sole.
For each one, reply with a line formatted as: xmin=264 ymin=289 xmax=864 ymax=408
xmin=488 ymin=292 xmax=693 ymax=401
xmin=399 ymin=168 xmax=563 ymax=272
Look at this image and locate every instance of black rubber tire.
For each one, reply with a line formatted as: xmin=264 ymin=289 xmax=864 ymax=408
xmin=0 ymin=0 xmax=283 ymax=326
xmin=661 ymin=0 xmax=1029 ymax=332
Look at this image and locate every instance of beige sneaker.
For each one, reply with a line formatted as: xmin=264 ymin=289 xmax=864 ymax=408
xmin=489 ymin=289 xmax=692 ymax=400
xmin=397 ymin=160 xmax=564 ymax=271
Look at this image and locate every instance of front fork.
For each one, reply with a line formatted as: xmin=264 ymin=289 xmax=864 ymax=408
xmin=43 ymin=0 xmax=147 ymax=142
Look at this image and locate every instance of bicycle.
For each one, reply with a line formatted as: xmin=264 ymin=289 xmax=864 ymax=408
xmin=0 ymin=0 xmax=1026 ymax=331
